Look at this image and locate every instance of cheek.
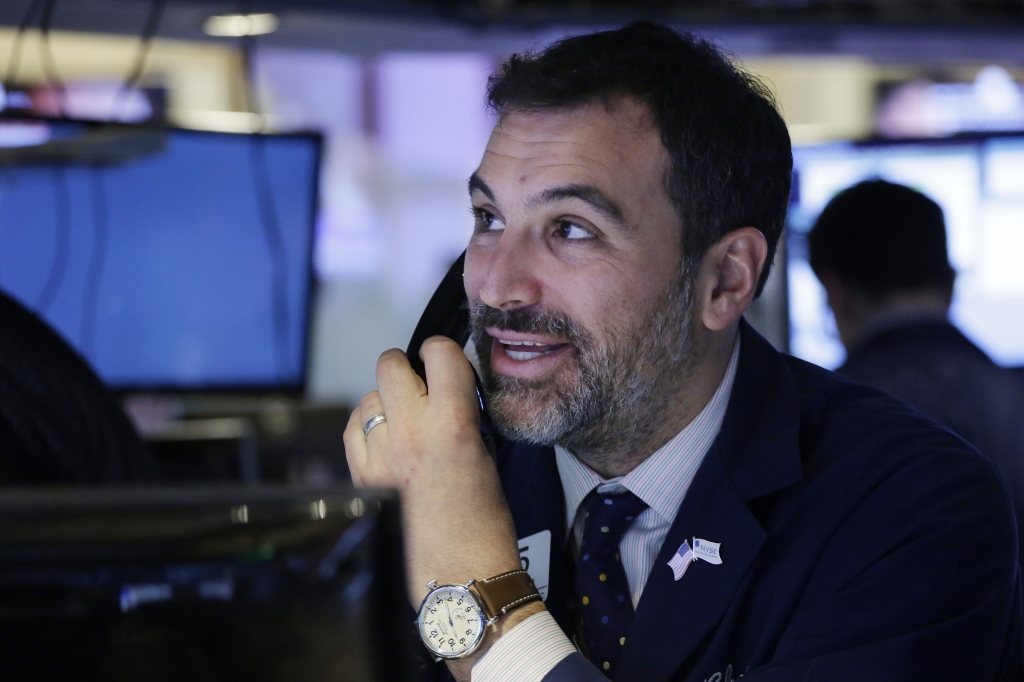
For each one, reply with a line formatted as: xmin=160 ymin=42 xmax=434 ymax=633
xmin=544 ymin=263 xmax=652 ymax=337
xmin=463 ymin=245 xmax=487 ymax=306
xmin=586 ymin=253 xmax=682 ymax=332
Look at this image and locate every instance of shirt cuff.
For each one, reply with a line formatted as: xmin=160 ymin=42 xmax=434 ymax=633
xmin=471 ymin=610 xmax=577 ymax=682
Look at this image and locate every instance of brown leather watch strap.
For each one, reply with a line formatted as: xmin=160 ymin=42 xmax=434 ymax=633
xmin=473 ymin=569 xmax=542 ymax=620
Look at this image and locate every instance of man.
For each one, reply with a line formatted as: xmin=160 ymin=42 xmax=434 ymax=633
xmin=808 ymin=178 xmax=1024 ymax=558
xmin=344 ymin=23 xmax=1021 ymax=682
xmin=0 ymin=288 xmax=154 ymax=483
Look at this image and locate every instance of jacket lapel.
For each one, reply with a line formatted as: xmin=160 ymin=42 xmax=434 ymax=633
xmin=497 ymin=441 xmax=575 ymax=636
xmin=616 ymin=321 xmax=804 ymax=682
xmin=616 ymin=449 xmax=766 ymax=682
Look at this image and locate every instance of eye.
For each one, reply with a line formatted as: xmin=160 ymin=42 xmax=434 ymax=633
xmin=473 ymin=207 xmax=505 ymax=232
xmin=556 ymin=219 xmax=594 ymax=241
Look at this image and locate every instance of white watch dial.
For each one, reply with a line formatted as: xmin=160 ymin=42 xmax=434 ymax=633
xmin=418 ymin=585 xmax=486 ymax=658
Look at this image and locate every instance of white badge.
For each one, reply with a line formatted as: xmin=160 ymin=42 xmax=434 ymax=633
xmin=692 ymin=538 xmax=723 ymax=565
xmin=517 ymin=530 xmax=551 ymax=601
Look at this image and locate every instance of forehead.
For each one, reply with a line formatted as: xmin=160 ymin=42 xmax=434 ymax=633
xmin=476 ymin=98 xmax=668 ymax=198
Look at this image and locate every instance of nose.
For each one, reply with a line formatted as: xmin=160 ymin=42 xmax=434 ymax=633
xmin=468 ymin=230 xmax=543 ymax=311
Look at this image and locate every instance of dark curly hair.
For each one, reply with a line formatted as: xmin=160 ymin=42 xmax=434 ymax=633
xmin=486 ymin=21 xmax=792 ymax=295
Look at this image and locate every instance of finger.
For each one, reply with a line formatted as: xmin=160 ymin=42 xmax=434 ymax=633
xmin=358 ymin=390 xmax=389 ymax=440
xmin=375 ymin=348 xmax=427 ymax=416
xmin=343 ymin=407 xmax=368 ymax=486
xmin=420 ymin=336 xmax=480 ymax=416
xmin=356 ymin=391 xmax=397 ymax=487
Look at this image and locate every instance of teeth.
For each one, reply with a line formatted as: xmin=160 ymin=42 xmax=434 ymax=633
xmin=498 ymin=339 xmax=546 ymax=346
xmin=507 ymin=350 xmax=546 ymax=361
xmin=495 ymin=337 xmax=563 ymax=361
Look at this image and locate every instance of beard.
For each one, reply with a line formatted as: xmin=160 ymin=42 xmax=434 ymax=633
xmin=470 ymin=261 xmax=698 ymax=467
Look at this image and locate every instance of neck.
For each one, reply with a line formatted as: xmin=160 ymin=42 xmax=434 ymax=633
xmin=572 ymin=324 xmax=737 ymax=479
xmin=841 ymin=291 xmax=949 ymax=353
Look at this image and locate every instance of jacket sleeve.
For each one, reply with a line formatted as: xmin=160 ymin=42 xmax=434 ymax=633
xmin=541 ymin=653 xmax=608 ymax=682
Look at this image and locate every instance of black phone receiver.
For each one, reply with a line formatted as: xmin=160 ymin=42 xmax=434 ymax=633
xmin=406 ymin=251 xmax=471 ymax=380
xmin=406 ymin=250 xmax=499 ymax=458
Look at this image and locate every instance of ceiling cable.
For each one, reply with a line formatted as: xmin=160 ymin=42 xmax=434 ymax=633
xmin=3 ymin=0 xmax=45 ymax=89
xmin=112 ymin=0 xmax=166 ymax=121
xmin=37 ymin=0 xmax=66 ymax=117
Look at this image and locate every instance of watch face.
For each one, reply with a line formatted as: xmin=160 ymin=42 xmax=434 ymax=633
xmin=417 ymin=585 xmax=486 ymax=658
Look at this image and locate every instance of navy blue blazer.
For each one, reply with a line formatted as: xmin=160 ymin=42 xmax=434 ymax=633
xmin=837 ymin=319 xmax=1024 ymax=562
xmin=425 ymin=321 xmax=1023 ymax=682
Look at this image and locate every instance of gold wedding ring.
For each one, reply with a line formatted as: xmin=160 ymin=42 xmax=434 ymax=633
xmin=363 ymin=413 xmax=387 ymax=436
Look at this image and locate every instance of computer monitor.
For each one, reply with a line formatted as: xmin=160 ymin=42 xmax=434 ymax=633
xmin=0 ymin=118 xmax=320 ymax=392
xmin=787 ymin=134 xmax=1024 ymax=370
xmin=0 ymin=485 xmax=413 ymax=682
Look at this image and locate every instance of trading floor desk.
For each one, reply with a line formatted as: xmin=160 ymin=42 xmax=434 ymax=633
xmin=0 ymin=485 xmax=413 ymax=682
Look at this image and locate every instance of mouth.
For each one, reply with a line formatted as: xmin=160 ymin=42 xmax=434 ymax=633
xmin=486 ymin=327 xmax=575 ymax=378
xmin=498 ymin=339 xmax=568 ymax=361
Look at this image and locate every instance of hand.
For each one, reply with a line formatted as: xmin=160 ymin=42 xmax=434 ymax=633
xmin=343 ymin=336 xmax=545 ymax=679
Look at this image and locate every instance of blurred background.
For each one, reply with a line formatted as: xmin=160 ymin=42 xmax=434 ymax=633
xmin=1 ymin=0 xmax=1023 ymax=486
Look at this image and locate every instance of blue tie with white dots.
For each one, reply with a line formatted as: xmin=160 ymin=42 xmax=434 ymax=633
xmin=573 ymin=489 xmax=648 ymax=677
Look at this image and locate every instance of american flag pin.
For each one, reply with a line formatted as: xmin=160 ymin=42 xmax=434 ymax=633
xmin=667 ymin=540 xmax=694 ymax=581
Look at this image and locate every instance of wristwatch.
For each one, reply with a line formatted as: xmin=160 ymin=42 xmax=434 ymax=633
xmin=416 ymin=569 xmax=542 ymax=660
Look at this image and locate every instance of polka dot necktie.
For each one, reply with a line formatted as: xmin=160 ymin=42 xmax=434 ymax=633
xmin=573 ymin=489 xmax=648 ymax=677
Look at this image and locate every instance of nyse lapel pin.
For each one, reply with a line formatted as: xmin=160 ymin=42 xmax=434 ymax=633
xmin=692 ymin=537 xmax=723 ymax=565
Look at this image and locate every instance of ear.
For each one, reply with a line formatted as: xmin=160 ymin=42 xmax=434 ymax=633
xmin=697 ymin=227 xmax=768 ymax=332
xmin=816 ymin=269 xmax=850 ymax=318
xmin=814 ymin=269 xmax=869 ymax=351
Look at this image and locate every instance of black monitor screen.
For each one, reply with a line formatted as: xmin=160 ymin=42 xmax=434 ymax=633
xmin=0 ymin=119 xmax=320 ymax=391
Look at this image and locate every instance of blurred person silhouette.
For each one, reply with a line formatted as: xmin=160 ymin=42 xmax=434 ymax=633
xmin=0 ymin=289 xmax=154 ymax=483
xmin=809 ymin=178 xmax=1024 ymax=552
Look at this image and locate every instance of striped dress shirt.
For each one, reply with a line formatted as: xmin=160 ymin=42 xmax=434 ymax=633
xmin=473 ymin=339 xmax=740 ymax=682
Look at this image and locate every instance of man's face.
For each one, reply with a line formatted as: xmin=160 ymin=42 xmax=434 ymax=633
xmin=464 ymin=98 xmax=696 ymax=459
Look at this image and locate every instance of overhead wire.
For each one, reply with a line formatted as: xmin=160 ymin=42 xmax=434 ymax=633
xmin=1 ymin=0 xmax=169 ymax=369
xmin=81 ymin=168 xmax=108 ymax=361
xmin=249 ymin=135 xmax=292 ymax=381
xmin=3 ymin=0 xmax=45 ymax=89
xmin=77 ymin=0 xmax=166 ymax=363
xmin=0 ymin=1 xmax=62 ymax=307
xmin=112 ymin=0 xmax=166 ymax=121
xmin=36 ymin=167 xmax=71 ymax=314
xmin=2 ymin=0 xmax=70 ymax=320
xmin=0 ymin=174 xmax=8 ymax=285
xmin=32 ymin=0 xmax=71 ymax=324
xmin=37 ymin=0 xmax=66 ymax=117
xmin=238 ymin=3 xmax=293 ymax=383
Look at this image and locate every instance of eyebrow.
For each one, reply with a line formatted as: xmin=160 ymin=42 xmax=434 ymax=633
xmin=468 ymin=173 xmax=495 ymax=202
xmin=531 ymin=184 xmax=626 ymax=225
xmin=469 ymin=173 xmax=626 ymax=227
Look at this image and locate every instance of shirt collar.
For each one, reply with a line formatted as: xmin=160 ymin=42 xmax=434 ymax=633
xmin=555 ymin=336 xmax=741 ymax=530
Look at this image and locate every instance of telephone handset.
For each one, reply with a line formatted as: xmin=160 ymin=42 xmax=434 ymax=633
xmin=405 ymin=250 xmax=499 ymax=458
